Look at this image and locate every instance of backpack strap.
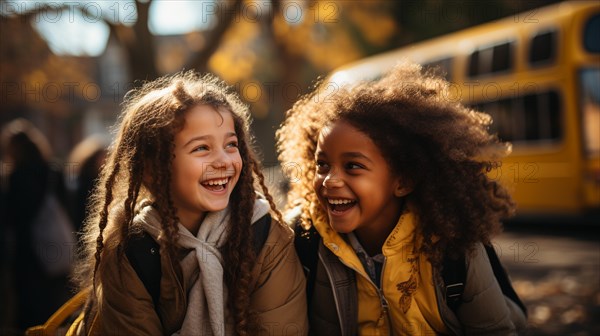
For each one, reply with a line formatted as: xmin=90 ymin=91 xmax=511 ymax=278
xmin=125 ymin=213 xmax=273 ymax=308
xmin=441 ymin=253 xmax=467 ymax=312
xmin=125 ymin=232 xmax=162 ymax=307
xmin=293 ymin=221 xmax=320 ymax=306
xmin=442 ymin=245 xmax=528 ymax=317
xmin=484 ymin=244 xmax=528 ymax=316
xmin=252 ymin=214 xmax=272 ymax=253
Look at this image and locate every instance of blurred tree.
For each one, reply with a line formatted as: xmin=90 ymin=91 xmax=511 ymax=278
xmin=1 ymin=0 xmax=563 ymax=162
xmin=2 ymin=0 xmax=564 ymax=99
xmin=0 ymin=8 xmax=93 ymax=124
xmin=2 ymin=0 xmax=401 ymax=96
xmin=0 ymin=11 xmax=52 ymax=116
xmin=1 ymin=0 xmax=244 ymax=82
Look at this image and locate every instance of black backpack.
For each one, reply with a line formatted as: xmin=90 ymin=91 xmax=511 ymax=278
xmin=125 ymin=213 xmax=272 ymax=307
xmin=293 ymin=223 xmax=527 ymax=316
xmin=441 ymin=244 xmax=527 ymax=316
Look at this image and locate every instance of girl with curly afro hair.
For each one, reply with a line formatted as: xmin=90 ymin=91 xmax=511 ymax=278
xmin=277 ymin=62 xmax=526 ymax=335
xmin=67 ymin=71 xmax=307 ymax=335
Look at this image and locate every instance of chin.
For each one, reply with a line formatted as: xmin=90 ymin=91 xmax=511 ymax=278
xmin=328 ymin=220 xmax=356 ymax=234
xmin=204 ymin=202 xmax=230 ymax=212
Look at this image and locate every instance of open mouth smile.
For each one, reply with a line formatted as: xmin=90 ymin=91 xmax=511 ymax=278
xmin=201 ymin=177 xmax=230 ymax=192
xmin=327 ymin=198 xmax=357 ymax=214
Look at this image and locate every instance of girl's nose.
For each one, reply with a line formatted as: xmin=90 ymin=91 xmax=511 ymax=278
xmin=210 ymin=150 xmax=230 ymax=169
xmin=211 ymin=160 xmax=226 ymax=169
xmin=323 ymin=172 xmax=343 ymax=188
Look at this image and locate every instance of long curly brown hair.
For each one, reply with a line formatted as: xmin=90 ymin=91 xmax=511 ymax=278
xmin=277 ymin=62 xmax=515 ymax=266
xmin=73 ymin=71 xmax=282 ymax=335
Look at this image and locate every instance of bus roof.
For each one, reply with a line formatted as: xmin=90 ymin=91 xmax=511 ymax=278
xmin=328 ymin=1 xmax=599 ymax=86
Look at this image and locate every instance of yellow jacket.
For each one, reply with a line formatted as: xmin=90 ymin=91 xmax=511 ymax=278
xmin=313 ymin=210 xmax=447 ymax=335
xmin=306 ymin=208 xmax=526 ymax=335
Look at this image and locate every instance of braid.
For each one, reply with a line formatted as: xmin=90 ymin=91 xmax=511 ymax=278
xmin=92 ymin=159 xmax=119 ymax=284
xmin=122 ymin=154 xmax=142 ymax=240
xmin=228 ymin=202 xmax=254 ymax=335
xmin=251 ymin=155 xmax=284 ymax=226
xmin=121 ymin=148 xmax=142 ymax=241
xmin=154 ymin=138 xmax=181 ymax=264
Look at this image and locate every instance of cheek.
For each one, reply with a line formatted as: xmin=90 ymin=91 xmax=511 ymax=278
xmin=175 ymin=159 xmax=198 ymax=177
xmin=230 ymin=153 xmax=243 ymax=180
xmin=234 ymin=154 xmax=243 ymax=171
xmin=312 ymin=175 xmax=323 ymax=193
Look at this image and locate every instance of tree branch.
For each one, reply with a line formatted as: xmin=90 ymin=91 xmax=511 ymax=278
xmin=186 ymin=0 xmax=243 ymax=73
xmin=126 ymin=0 xmax=158 ymax=80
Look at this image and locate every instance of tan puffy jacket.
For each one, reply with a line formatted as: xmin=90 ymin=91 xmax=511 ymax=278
xmin=77 ymin=218 xmax=308 ymax=335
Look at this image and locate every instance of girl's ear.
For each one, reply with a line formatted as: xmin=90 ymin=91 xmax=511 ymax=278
xmin=394 ymin=178 xmax=413 ymax=198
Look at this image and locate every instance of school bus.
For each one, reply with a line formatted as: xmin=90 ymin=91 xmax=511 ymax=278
xmin=326 ymin=1 xmax=600 ymax=222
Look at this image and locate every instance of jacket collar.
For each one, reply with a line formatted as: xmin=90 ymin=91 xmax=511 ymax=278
xmin=312 ymin=206 xmax=417 ymax=249
xmin=310 ymin=206 xmax=418 ymax=273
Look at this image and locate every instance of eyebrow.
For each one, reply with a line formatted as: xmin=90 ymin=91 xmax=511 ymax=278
xmin=184 ymin=132 xmax=237 ymax=147
xmin=315 ymin=151 xmax=373 ymax=163
xmin=342 ymin=152 xmax=373 ymax=163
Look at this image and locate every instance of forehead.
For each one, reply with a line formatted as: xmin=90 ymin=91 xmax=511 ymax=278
xmin=317 ymin=120 xmax=377 ymax=153
xmin=182 ymin=105 xmax=234 ymax=129
xmin=319 ymin=120 xmax=360 ymax=139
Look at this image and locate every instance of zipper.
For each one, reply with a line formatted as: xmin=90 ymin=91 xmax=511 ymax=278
xmin=380 ymin=258 xmax=393 ymax=335
xmin=336 ymin=256 xmax=393 ymax=334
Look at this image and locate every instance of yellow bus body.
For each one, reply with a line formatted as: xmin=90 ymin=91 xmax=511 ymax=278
xmin=327 ymin=2 xmax=600 ymax=220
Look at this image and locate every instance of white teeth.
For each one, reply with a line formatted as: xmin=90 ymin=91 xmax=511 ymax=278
xmin=202 ymin=178 xmax=228 ymax=186
xmin=328 ymin=199 xmax=354 ymax=205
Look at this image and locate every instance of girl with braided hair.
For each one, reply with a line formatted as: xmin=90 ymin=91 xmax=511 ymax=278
xmin=72 ymin=71 xmax=307 ymax=335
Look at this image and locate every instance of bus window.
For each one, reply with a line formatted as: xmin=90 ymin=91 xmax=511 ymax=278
xmin=468 ymin=50 xmax=480 ymax=77
xmin=546 ymin=91 xmax=561 ymax=141
xmin=492 ymin=42 xmax=512 ymax=72
xmin=523 ymin=91 xmax=561 ymax=141
xmin=584 ymin=13 xmax=600 ymax=53
xmin=580 ymin=68 xmax=600 ymax=156
xmin=475 ymin=90 xmax=561 ymax=143
xmin=529 ymin=30 xmax=557 ymax=66
xmin=523 ymin=94 xmax=541 ymax=140
xmin=468 ymin=41 xmax=514 ymax=77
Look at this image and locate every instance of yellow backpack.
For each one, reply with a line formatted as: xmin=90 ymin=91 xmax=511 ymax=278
xmin=25 ymin=288 xmax=89 ymax=336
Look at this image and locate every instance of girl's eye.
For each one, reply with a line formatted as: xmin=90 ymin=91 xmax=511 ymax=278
xmin=345 ymin=162 xmax=364 ymax=170
xmin=316 ymin=160 xmax=329 ymax=172
xmin=226 ymin=141 xmax=238 ymax=149
xmin=192 ymin=145 xmax=209 ymax=153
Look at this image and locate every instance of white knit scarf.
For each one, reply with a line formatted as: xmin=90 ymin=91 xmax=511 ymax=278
xmin=135 ymin=197 xmax=270 ymax=336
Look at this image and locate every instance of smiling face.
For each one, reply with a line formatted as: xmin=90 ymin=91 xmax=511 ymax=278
xmin=171 ymin=104 xmax=242 ymax=232
xmin=313 ymin=120 xmax=409 ymax=241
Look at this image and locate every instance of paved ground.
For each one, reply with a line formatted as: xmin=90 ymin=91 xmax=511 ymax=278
xmin=496 ymin=224 xmax=600 ymax=335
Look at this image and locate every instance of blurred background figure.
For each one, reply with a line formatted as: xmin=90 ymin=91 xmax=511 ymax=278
xmin=65 ymin=134 xmax=108 ymax=234
xmin=0 ymin=118 xmax=73 ymax=334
